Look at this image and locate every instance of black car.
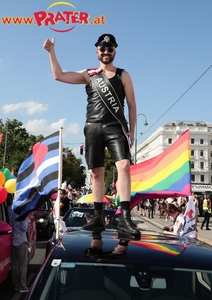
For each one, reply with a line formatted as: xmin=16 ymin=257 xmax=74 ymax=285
xmin=26 ymin=229 xmax=212 ymax=300
xmin=33 ymin=200 xmax=55 ymax=238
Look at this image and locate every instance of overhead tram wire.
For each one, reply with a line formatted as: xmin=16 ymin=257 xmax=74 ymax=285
xmin=140 ymin=64 xmax=212 ymax=137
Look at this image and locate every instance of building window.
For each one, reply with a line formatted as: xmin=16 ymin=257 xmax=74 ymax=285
xmin=211 ymin=175 xmax=212 ymax=183
xmin=211 ymin=163 xmax=212 ymax=171
xmin=200 ymin=138 xmax=204 ymax=144
xmin=191 ymin=138 xmax=194 ymax=144
xmin=210 ymin=140 xmax=212 ymax=146
xmin=211 ymin=151 xmax=212 ymax=158
xmin=201 ymin=175 xmax=204 ymax=182
xmin=200 ymin=162 xmax=204 ymax=169
xmin=191 ymin=162 xmax=194 ymax=169
xmin=191 ymin=149 xmax=194 ymax=156
xmin=191 ymin=174 xmax=195 ymax=182
xmin=200 ymin=150 xmax=204 ymax=157
xmin=168 ymin=138 xmax=172 ymax=144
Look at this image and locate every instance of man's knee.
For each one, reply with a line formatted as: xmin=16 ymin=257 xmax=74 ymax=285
xmin=116 ymin=159 xmax=130 ymax=172
xmin=92 ymin=167 xmax=104 ymax=180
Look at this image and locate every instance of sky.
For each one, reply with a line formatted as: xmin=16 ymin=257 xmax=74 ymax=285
xmin=0 ymin=0 xmax=212 ymax=167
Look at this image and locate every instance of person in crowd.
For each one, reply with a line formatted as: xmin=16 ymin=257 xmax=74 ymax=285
xmin=158 ymin=198 xmax=166 ymax=218
xmin=199 ymin=194 xmax=206 ymax=217
xmin=165 ymin=197 xmax=173 ymax=221
xmin=67 ymin=187 xmax=73 ymax=207
xmin=43 ymin=33 xmax=140 ymax=238
xmin=140 ymin=200 xmax=147 ymax=217
xmin=163 ymin=204 xmax=184 ymax=236
xmin=147 ymin=199 xmax=154 ymax=219
xmin=72 ymin=193 xmax=78 ymax=207
xmin=193 ymin=193 xmax=199 ymax=225
xmin=153 ymin=198 xmax=158 ymax=215
xmin=201 ymin=194 xmax=211 ymax=230
xmin=8 ymin=198 xmax=30 ymax=293
xmin=59 ymin=189 xmax=70 ymax=217
xmin=179 ymin=197 xmax=187 ymax=211
xmin=171 ymin=198 xmax=179 ymax=207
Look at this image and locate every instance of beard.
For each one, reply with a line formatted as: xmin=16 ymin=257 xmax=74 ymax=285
xmin=98 ymin=54 xmax=115 ymax=65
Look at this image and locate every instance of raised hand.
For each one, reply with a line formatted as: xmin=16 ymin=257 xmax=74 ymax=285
xmin=43 ymin=38 xmax=55 ymax=52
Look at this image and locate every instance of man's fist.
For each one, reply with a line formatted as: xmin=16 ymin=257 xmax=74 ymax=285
xmin=43 ymin=38 xmax=55 ymax=52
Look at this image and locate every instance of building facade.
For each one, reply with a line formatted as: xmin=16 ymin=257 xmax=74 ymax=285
xmin=136 ymin=120 xmax=212 ymax=194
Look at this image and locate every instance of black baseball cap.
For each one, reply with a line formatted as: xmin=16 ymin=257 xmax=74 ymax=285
xmin=95 ymin=33 xmax=118 ymax=48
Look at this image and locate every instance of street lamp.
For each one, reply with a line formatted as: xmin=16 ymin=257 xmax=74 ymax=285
xmin=134 ymin=113 xmax=148 ymax=164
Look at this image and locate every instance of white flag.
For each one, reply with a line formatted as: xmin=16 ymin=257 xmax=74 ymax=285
xmin=182 ymin=197 xmax=197 ymax=238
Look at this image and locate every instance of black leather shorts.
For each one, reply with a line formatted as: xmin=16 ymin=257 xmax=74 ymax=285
xmin=84 ymin=122 xmax=130 ymax=169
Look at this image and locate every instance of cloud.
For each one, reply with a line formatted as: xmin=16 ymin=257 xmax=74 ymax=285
xmin=2 ymin=101 xmax=48 ymax=115
xmin=24 ymin=118 xmax=80 ymax=137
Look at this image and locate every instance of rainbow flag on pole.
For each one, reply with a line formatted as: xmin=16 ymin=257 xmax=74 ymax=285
xmin=117 ymin=130 xmax=192 ymax=209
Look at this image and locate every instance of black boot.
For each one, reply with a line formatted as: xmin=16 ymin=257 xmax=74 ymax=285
xmin=81 ymin=210 xmax=105 ymax=232
xmin=117 ymin=209 xmax=140 ymax=239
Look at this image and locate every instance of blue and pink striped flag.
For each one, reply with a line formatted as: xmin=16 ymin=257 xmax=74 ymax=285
xmin=12 ymin=131 xmax=59 ymax=220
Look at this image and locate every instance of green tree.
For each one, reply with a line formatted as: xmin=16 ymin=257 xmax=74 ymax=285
xmin=0 ymin=119 xmax=43 ymax=174
xmin=62 ymin=147 xmax=86 ymax=188
xmin=0 ymin=119 xmax=86 ymax=186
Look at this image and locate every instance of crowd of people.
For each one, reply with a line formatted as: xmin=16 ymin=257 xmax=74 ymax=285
xmin=54 ymin=183 xmax=118 ymax=219
xmin=136 ymin=193 xmax=212 ymax=234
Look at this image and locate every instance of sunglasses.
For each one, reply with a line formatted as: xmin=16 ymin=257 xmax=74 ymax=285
xmin=98 ymin=46 xmax=115 ymax=53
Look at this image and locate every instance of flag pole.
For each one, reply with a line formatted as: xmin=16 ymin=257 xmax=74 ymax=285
xmin=56 ymin=126 xmax=63 ymax=239
xmin=3 ymin=120 xmax=9 ymax=168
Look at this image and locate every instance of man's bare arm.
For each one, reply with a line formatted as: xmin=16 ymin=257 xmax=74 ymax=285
xmin=122 ymin=71 xmax=137 ymax=147
xmin=43 ymin=38 xmax=89 ymax=85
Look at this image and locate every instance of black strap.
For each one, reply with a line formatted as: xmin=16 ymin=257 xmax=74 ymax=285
xmin=90 ymin=70 xmax=128 ymax=132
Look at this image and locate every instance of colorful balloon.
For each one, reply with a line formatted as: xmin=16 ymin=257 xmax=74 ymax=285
xmin=0 ymin=172 xmax=6 ymax=186
xmin=0 ymin=168 xmax=11 ymax=182
xmin=4 ymin=178 xmax=17 ymax=194
xmin=0 ymin=186 xmax=8 ymax=204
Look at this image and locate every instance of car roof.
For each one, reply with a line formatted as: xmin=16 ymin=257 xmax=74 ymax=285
xmin=50 ymin=230 xmax=212 ymax=270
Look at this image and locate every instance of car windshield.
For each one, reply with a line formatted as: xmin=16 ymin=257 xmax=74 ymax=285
xmin=37 ymin=202 xmax=48 ymax=211
xmin=31 ymin=260 xmax=212 ymax=300
xmin=64 ymin=211 xmax=90 ymax=227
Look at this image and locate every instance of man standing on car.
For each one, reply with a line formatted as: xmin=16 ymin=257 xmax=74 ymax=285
xmin=43 ymin=33 xmax=140 ymax=238
xmin=8 ymin=201 xmax=29 ymax=293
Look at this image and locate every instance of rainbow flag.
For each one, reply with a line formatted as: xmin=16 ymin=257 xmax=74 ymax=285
xmin=116 ymin=130 xmax=192 ymax=209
